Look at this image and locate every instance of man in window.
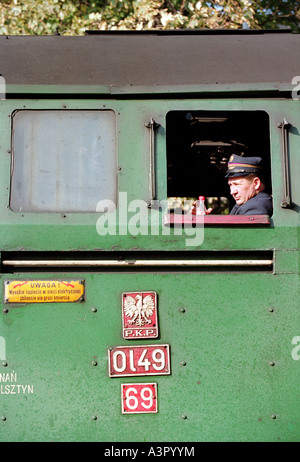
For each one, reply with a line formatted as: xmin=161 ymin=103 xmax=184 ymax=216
xmin=226 ymin=155 xmax=273 ymax=216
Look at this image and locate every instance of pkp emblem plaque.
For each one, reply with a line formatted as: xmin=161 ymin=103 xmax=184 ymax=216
xmin=122 ymin=291 xmax=158 ymax=339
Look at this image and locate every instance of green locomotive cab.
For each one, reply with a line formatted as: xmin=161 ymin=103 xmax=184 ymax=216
xmin=0 ymin=30 xmax=299 ymax=442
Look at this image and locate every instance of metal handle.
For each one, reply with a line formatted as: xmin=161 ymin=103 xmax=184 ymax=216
xmin=277 ymin=118 xmax=294 ymax=208
xmin=1 ymin=259 xmax=273 ymax=268
xmin=145 ymin=118 xmax=160 ymax=203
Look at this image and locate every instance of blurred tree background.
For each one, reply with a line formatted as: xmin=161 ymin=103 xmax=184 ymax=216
xmin=0 ymin=0 xmax=299 ymax=35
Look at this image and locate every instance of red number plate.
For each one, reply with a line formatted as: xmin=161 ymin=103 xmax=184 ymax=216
xmin=108 ymin=344 xmax=170 ymax=377
xmin=121 ymin=383 xmax=158 ymax=414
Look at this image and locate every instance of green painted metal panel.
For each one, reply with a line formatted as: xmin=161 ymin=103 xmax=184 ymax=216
xmin=0 ymin=95 xmax=299 ymax=443
xmin=0 ymin=98 xmax=299 ymax=252
xmin=0 ymin=271 xmax=299 ymax=442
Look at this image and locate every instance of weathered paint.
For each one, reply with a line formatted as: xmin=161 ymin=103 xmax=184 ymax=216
xmin=0 ymin=271 xmax=299 ymax=441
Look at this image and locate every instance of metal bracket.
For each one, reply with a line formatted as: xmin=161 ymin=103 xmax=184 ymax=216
xmin=277 ymin=118 xmax=294 ymax=209
xmin=145 ymin=118 xmax=160 ymax=205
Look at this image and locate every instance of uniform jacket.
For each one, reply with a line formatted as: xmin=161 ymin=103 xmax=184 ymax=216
xmin=230 ymin=191 xmax=273 ymax=216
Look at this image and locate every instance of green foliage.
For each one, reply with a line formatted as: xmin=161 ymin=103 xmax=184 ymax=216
xmin=254 ymin=0 xmax=300 ymax=31
xmin=0 ymin=0 xmax=298 ymax=35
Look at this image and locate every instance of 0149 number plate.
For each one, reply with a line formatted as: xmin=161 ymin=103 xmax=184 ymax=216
xmin=108 ymin=344 xmax=170 ymax=377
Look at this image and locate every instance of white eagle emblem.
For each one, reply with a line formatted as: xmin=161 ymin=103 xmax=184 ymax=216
xmin=123 ymin=293 xmax=155 ymax=327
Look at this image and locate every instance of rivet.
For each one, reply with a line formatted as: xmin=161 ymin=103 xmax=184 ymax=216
xmin=270 ymin=414 xmax=277 ymax=419
xmin=268 ymin=307 xmax=274 ymax=313
xmin=3 ymin=308 xmax=9 ymax=313
xmin=1 ymin=416 xmax=6 ymax=421
xmin=92 ymin=360 xmax=98 ymax=366
xmin=1 ymin=361 xmax=8 ymax=367
xmin=91 ymin=415 xmax=97 ymax=420
xmin=181 ymin=414 xmax=187 ymax=420
xmin=179 ymin=307 xmax=186 ymax=313
xmin=181 ymin=361 xmax=187 ymax=366
xmin=91 ymin=307 xmax=97 ymax=313
xmin=269 ymin=361 xmax=275 ymax=366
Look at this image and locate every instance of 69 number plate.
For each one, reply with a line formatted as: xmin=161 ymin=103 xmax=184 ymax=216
xmin=108 ymin=344 xmax=170 ymax=377
xmin=121 ymin=383 xmax=158 ymax=414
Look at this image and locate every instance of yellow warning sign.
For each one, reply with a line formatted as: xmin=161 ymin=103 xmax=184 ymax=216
xmin=4 ymin=280 xmax=85 ymax=303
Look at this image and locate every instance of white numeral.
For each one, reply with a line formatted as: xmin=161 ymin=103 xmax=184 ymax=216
xmin=113 ymin=351 xmax=126 ymax=372
xmin=152 ymin=349 xmax=165 ymax=370
xmin=125 ymin=387 xmax=138 ymax=409
xmin=137 ymin=349 xmax=151 ymax=371
xmin=141 ymin=387 xmax=153 ymax=409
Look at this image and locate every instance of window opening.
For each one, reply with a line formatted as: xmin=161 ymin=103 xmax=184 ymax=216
xmin=166 ymin=111 xmax=271 ymax=217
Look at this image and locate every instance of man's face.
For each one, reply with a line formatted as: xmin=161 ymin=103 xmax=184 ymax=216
xmin=228 ymin=176 xmax=258 ymax=205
